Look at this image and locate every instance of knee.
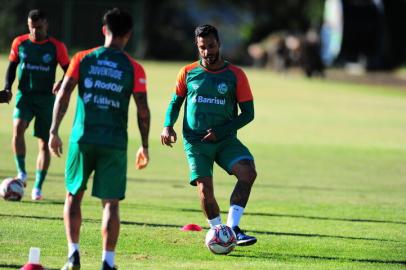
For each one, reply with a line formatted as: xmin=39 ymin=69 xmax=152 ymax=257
xmin=239 ymin=167 xmax=257 ymax=185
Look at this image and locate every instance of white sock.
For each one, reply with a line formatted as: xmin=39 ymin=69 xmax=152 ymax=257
xmin=68 ymin=243 xmax=79 ymax=257
xmin=102 ymin=250 xmax=115 ymax=267
xmin=227 ymin=205 xmax=244 ymax=228
xmin=207 ymin=216 xmax=222 ymax=228
xmin=17 ymin=172 xmax=27 ymax=182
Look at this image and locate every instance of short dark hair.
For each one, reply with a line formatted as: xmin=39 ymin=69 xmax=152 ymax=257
xmin=195 ymin=24 xmax=219 ymax=42
xmin=102 ymin=8 xmax=133 ymax=37
xmin=28 ymin=9 xmax=47 ymax=21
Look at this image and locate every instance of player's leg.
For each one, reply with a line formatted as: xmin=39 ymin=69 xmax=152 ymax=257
xmin=62 ymin=143 xmax=94 ymax=269
xmin=196 ymin=177 xmax=222 ymax=227
xmin=12 ymin=92 xmax=34 ymax=184
xmin=12 ymin=118 xmax=28 ymax=183
xmin=31 ymin=138 xmax=50 ymax=200
xmin=31 ymin=95 xmax=54 ymax=199
xmin=101 ymin=199 xmax=120 ymax=269
xmin=185 ymin=142 xmax=220 ymax=227
xmin=228 ymin=159 xmax=257 ymax=246
xmin=230 ymin=159 xmax=257 ymax=209
xmin=61 ymin=191 xmax=84 ymax=270
xmin=92 ymin=146 xmax=126 ymax=270
xmin=216 ymin=138 xmax=257 ymax=245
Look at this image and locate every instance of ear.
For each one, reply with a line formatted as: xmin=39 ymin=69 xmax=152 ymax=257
xmin=102 ymin=25 xmax=107 ymax=36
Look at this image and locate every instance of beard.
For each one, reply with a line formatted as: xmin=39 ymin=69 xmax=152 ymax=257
xmin=204 ymin=51 xmax=220 ymax=65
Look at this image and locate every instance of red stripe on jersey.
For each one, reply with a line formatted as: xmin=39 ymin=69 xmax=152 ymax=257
xmin=228 ymin=65 xmax=253 ymax=102
xmin=49 ymin=37 xmax=70 ymax=66
xmin=8 ymin=34 xmax=30 ymax=62
xmin=124 ymin=52 xmax=147 ymax=93
xmin=65 ymin=47 xmax=99 ymax=80
xmin=175 ymin=61 xmax=199 ymax=97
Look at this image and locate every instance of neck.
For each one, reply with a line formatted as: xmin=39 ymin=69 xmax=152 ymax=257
xmin=104 ymin=36 xmax=125 ymax=50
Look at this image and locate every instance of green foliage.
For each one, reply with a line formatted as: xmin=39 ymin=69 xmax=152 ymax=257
xmin=0 ymin=57 xmax=405 ymax=269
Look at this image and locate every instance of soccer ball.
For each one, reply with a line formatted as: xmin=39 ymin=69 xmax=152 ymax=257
xmin=205 ymin=224 xmax=237 ymax=255
xmin=0 ymin=178 xmax=24 ymax=201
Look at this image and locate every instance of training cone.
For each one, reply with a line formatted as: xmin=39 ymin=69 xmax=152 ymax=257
xmin=181 ymin=223 xmax=202 ymax=231
xmin=20 ymin=247 xmax=44 ymax=270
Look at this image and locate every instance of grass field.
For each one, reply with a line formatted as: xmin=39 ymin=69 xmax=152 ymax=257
xmin=0 ymin=55 xmax=405 ymax=270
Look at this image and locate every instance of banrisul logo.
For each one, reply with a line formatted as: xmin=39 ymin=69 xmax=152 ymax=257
xmin=84 ymin=77 xmax=94 ymax=89
xmin=42 ymin=53 xmax=52 ymax=63
xmin=217 ymin=82 xmax=228 ymax=94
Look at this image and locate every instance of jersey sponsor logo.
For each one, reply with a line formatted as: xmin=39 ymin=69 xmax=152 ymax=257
xmin=83 ymin=92 xmax=93 ymax=103
xmin=191 ymin=83 xmax=199 ymax=90
xmin=20 ymin=63 xmax=50 ymax=72
xmin=83 ymin=77 xmax=123 ymax=93
xmin=83 ymin=91 xmax=120 ymax=109
xmin=192 ymin=95 xmax=225 ymax=105
xmin=84 ymin=77 xmax=94 ymax=88
xmin=97 ymin=60 xmax=118 ymax=68
xmin=42 ymin=53 xmax=52 ymax=63
xmin=139 ymin=78 xmax=146 ymax=84
xmin=89 ymin=65 xmax=123 ymax=80
xmin=93 ymin=94 xmax=120 ymax=109
xmin=217 ymin=82 xmax=228 ymax=94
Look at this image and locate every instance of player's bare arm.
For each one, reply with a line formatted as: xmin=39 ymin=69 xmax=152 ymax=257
xmin=133 ymin=92 xmax=150 ymax=169
xmin=52 ymin=64 xmax=70 ymax=94
xmin=133 ymin=92 xmax=150 ymax=148
xmin=49 ymin=77 xmax=77 ymax=157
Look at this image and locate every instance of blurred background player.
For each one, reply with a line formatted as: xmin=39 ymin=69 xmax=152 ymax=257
xmin=48 ymin=8 xmax=150 ymax=270
xmin=161 ymin=24 xmax=257 ymax=246
xmin=0 ymin=9 xmax=70 ymax=200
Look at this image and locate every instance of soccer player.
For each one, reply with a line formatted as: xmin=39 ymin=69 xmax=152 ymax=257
xmin=161 ymin=25 xmax=257 ymax=246
xmin=0 ymin=9 xmax=70 ymax=200
xmin=48 ymin=8 xmax=150 ymax=270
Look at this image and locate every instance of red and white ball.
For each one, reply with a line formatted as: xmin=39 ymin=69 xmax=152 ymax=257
xmin=205 ymin=224 xmax=237 ymax=255
xmin=0 ymin=178 xmax=24 ymax=201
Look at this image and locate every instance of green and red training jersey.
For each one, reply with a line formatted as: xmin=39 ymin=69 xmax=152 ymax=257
xmin=9 ymin=34 xmax=69 ymax=94
xmin=174 ymin=61 xmax=253 ymax=143
xmin=65 ymin=46 xmax=146 ymax=150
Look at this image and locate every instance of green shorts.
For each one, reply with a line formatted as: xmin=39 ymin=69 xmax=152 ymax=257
xmin=65 ymin=142 xmax=127 ymax=200
xmin=184 ymin=137 xmax=254 ymax=186
xmin=13 ymin=91 xmax=55 ymax=141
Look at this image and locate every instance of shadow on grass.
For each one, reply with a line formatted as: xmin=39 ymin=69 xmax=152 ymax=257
xmin=0 ymin=263 xmax=58 ymax=270
xmin=0 ymin=213 xmax=399 ymax=243
xmin=230 ymin=251 xmax=406 ymax=266
xmin=180 ymin=208 xmax=406 ymax=225
xmin=0 ymin=170 xmax=380 ymax=192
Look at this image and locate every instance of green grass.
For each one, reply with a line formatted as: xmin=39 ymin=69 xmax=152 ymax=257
xmin=0 ymin=56 xmax=405 ymax=269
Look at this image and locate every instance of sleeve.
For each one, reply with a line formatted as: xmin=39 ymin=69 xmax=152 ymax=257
xmin=65 ymin=52 xmax=82 ymax=80
xmin=174 ymin=66 xmax=188 ymax=97
xmin=55 ymin=41 xmax=70 ymax=66
xmin=8 ymin=38 xmax=21 ymax=62
xmin=233 ymin=67 xmax=253 ymax=102
xmin=132 ymin=61 xmax=147 ymax=93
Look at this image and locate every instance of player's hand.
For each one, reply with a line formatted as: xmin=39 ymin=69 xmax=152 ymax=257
xmin=48 ymin=133 xmax=63 ymax=157
xmin=201 ymin=129 xmax=217 ymax=142
xmin=160 ymin=126 xmax=177 ymax=147
xmin=135 ymin=146 xmax=149 ymax=169
xmin=52 ymin=80 xmax=63 ymax=95
xmin=0 ymin=89 xmax=12 ymax=103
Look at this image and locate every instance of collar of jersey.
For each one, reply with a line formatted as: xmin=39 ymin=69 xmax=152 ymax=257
xmin=29 ymin=35 xmax=50 ymax=44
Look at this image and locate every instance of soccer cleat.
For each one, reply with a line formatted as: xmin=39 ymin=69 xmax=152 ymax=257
xmin=61 ymin=250 xmax=81 ymax=270
xmin=31 ymin=188 xmax=43 ymax=200
xmin=100 ymin=261 xmax=117 ymax=270
xmin=232 ymin=226 xmax=257 ymax=246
